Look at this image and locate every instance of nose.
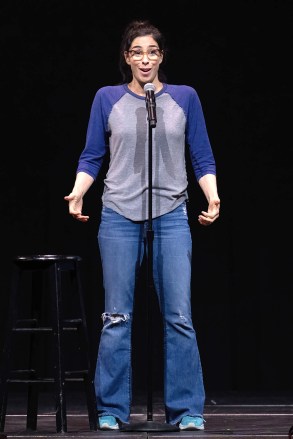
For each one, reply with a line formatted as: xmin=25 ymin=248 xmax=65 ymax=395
xmin=142 ymin=53 xmax=149 ymax=63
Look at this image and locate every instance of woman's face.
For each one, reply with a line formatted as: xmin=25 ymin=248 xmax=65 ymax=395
xmin=124 ymin=35 xmax=163 ymax=85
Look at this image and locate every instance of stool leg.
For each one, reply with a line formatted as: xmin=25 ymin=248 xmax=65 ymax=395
xmin=74 ymin=260 xmax=97 ymax=430
xmin=26 ymin=386 xmax=39 ymax=431
xmin=0 ymin=324 xmax=10 ymax=432
xmin=0 ymin=392 xmax=7 ymax=433
xmin=0 ymin=265 xmax=21 ymax=432
xmin=26 ymin=270 xmax=43 ymax=430
xmin=51 ymin=263 xmax=67 ymax=433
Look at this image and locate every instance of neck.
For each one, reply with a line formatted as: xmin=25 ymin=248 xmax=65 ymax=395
xmin=128 ymin=80 xmax=163 ymax=96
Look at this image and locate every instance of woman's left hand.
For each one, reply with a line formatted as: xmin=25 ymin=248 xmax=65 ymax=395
xmin=198 ymin=198 xmax=220 ymax=226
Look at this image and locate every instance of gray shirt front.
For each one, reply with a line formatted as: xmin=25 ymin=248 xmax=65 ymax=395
xmin=77 ymin=83 xmax=216 ymax=221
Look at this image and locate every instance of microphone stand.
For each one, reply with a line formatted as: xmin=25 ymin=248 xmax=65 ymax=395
xmin=121 ymin=101 xmax=178 ymax=433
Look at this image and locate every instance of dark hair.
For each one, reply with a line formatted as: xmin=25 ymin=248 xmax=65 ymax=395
xmin=119 ymin=19 xmax=167 ymax=84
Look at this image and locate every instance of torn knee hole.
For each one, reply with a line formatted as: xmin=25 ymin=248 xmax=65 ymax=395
xmin=102 ymin=312 xmax=129 ymax=324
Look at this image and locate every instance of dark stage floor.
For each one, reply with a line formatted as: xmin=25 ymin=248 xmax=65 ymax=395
xmin=1 ymin=390 xmax=293 ymax=438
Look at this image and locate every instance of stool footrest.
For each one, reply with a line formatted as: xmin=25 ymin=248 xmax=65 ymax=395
xmin=8 ymin=378 xmax=87 ymax=384
xmin=8 ymin=370 xmax=92 ymax=384
xmin=13 ymin=318 xmax=83 ymax=332
xmin=12 ymin=327 xmax=79 ymax=332
xmin=9 ymin=369 xmax=91 ymax=378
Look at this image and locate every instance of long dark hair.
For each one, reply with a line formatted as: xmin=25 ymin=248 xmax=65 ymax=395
xmin=119 ymin=19 xmax=168 ymax=84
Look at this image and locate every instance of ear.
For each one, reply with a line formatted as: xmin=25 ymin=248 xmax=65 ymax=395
xmin=124 ymin=51 xmax=131 ymax=65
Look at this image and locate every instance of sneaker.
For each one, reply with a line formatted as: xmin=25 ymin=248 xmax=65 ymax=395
xmin=99 ymin=415 xmax=119 ymax=430
xmin=179 ymin=415 xmax=205 ymax=431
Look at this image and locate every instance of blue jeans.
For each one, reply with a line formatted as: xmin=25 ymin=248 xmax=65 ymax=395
xmin=94 ymin=203 xmax=205 ymax=424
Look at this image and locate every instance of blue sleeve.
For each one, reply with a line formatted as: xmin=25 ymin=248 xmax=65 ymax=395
xmin=186 ymin=88 xmax=216 ymax=180
xmin=76 ymin=86 xmax=125 ymax=180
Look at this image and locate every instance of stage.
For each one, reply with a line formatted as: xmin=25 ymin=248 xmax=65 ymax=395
xmin=1 ymin=390 xmax=293 ymax=438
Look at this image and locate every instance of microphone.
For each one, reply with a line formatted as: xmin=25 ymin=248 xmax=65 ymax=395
xmin=144 ymin=83 xmax=156 ymax=128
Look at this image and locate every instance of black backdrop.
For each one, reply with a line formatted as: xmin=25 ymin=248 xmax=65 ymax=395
xmin=1 ymin=0 xmax=293 ymax=394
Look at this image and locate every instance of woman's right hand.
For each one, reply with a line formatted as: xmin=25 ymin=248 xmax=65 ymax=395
xmin=64 ymin=172 xmax=94 ymax=222
xmin=64 ymin=192 xmax=89 ymax=222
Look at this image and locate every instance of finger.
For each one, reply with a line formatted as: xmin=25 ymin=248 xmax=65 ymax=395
xmin=72 ymin=213 xmax=89 ymax=222
xmin=64 ymin=195 xmax=74 ymax=201
xmin=76 ymin=217 xmax=89 ymax=222
xmin=201 ymin=210 xmax=219 ymax=220
xmin=198 ymin=215 xmax=212 ymax=225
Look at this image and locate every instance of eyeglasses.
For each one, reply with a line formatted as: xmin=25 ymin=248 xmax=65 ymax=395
xmin=127 ymin=48 xmax=162 ymax=61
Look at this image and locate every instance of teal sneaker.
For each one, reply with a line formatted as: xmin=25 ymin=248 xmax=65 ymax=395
xmin=99 ymin=415 xmax=119 ymax=430
xmin=179 ymin=415 xmax=205 ymax=430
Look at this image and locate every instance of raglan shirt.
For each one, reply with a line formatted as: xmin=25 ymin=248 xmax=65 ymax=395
xmin=76 ymin=83 xmax=216 ymax=222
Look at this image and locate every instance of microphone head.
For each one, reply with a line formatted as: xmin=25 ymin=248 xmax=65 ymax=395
xmin=144 ymin=83 xmax=156 ymax=93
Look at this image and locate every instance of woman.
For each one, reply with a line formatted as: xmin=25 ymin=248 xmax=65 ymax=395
xmin=64 ymin=19 xmax=220 ymax=431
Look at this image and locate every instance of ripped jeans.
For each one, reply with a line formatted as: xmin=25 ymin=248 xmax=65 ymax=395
xmin=94 ymin=203 xmax=205 ymax=425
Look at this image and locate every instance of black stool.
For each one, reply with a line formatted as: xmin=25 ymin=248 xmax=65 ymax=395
xmin=0 ymin=255 xmax=97 ymax=433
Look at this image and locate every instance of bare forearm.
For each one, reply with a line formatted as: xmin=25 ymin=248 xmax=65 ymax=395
xmin=71 ymin=171 xmax=95 ymax=197
xmin=198 ymin=173 xmax=220 ymax=203
xmin=198 ymin=173 xmax=220 ymax=226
